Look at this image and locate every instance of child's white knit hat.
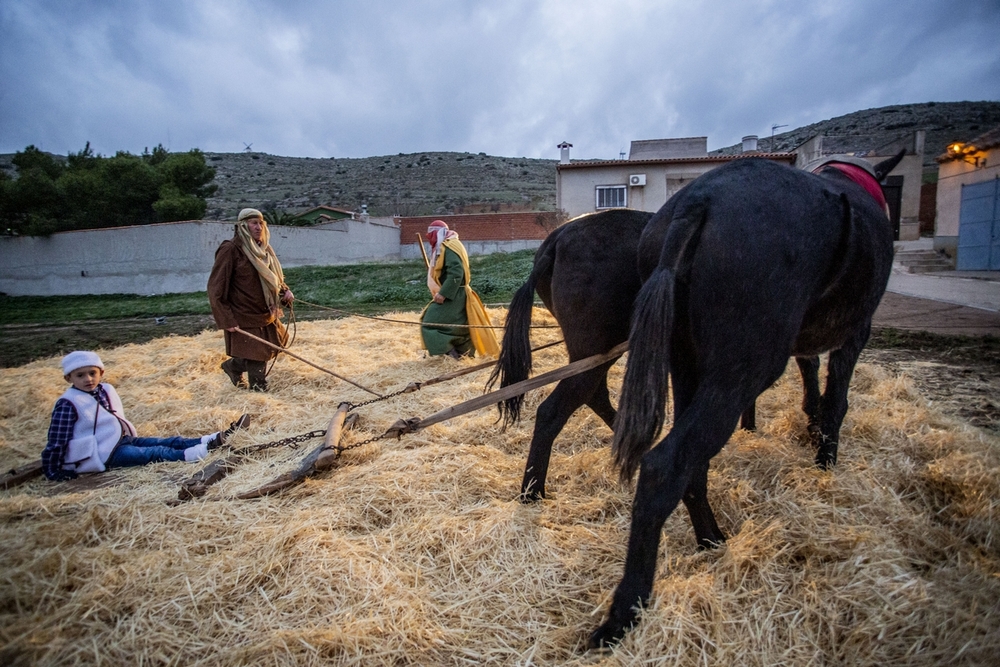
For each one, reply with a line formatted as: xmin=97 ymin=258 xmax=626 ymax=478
xmin=61 ymin=351 xmax=104 ymax=375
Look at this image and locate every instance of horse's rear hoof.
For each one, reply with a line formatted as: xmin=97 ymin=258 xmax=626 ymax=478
xmin=814 ymin=449 xmax=837 ymax=469
xmin=518 ymin=489 xmax=544 ymax=504
xmin=696 ymin=535 xmax=726 ymax=551
xmin=587 ymin=604 xmax=641 ymax=650
xmin=587 ymin=621 xmax=627 ymax=650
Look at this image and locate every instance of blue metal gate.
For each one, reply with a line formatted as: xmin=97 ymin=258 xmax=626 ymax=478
xmin=957 ymin=177 xmax=1000 ymax=270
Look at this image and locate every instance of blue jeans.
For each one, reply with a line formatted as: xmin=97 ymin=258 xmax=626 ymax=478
xmin=106 ymin=435 xmax=202 ymax=468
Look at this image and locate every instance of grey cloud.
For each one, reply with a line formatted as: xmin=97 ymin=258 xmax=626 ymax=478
xmin=1 ymin=0 xmax=997 ymax=160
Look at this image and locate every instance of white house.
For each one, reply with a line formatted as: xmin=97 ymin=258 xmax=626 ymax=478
xmin=555 ymin=137 xmax=796 ymax=220
xmin=557 ymin=132 xmax=923 ymax=243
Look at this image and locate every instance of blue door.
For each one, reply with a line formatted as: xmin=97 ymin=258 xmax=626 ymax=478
xmin=957 ymin=178 xmax=1000 ymax=270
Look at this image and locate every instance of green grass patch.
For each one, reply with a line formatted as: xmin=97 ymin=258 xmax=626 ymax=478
xmin=0 ymin=292 xmax=212 ymax=325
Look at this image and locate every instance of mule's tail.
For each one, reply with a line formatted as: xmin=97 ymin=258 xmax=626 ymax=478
xmin=488 ymin=246 xmax=555 ymax=428
xmin=612 ymin=213 xmax=703 ymax=481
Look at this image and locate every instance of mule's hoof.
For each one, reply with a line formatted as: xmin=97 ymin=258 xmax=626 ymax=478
xmin=696 ymin=535 xmax=726 ymax=551
xmin=587 ymin=621 xmax=628 ymax=650
xmin=518 ymin=490 xmax=544 ymax=504
xmin=814 ymin=450 xmax=837 ymax=469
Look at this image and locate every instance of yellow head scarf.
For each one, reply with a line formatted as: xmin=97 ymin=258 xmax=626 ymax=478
xmin=235 ymin=208 xmax=284 ymax=311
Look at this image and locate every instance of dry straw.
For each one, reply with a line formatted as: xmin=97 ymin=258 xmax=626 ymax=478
xmin=1 ymin=311 xmax=999 ymax=665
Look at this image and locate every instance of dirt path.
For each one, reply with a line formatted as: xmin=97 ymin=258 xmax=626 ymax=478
xmin=875 ymin=291 xmax=1000 ymax=336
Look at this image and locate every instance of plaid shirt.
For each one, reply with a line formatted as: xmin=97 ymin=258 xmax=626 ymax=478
xmin=41 ymin=386 xmax=114 ymax=480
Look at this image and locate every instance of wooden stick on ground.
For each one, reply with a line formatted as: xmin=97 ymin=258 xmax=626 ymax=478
xmin=176 ymin=455 xmax=246 ymax=501
xmin=2 ymin=461 xmax=43 ymax=490
xmin=237 ymin=403 xmax=353 ymax=499
xmin=231 ymin=328 xmax=382 ymax=397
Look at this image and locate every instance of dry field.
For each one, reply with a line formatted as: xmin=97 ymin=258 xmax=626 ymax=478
xmin=1 ymin=312 xmax=999 ymax=666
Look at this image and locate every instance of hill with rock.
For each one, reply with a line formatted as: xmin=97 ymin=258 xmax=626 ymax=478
xmin=201 ymin=151 xmax=557 ymax=220
xmin=204 ymin=101 xmax=999 ymax=220
xmin=4 ymin=101 xmax=998 ymax=222
xmin=711 ymin=101 xmax=1000 ymax=167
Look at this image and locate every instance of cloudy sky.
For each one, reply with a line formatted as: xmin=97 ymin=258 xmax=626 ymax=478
xmin=1 ymin=0 xmax=998 ymax=161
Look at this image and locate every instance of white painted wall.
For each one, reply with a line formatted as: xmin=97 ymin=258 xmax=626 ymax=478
xmin=0 ymin=217 xmax=402 ymax=296
xmin=556 ymin=157 xmax=795 ymax=219
xmin=557 ymin=162 xmax=710 ymax=219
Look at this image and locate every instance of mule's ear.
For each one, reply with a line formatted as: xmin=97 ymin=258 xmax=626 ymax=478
xmin=873 ymin=149 xmax=906 ymax=182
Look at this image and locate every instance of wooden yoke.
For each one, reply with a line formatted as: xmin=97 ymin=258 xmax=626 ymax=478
xmin=237 ymin=402 xmax=352 ymax=499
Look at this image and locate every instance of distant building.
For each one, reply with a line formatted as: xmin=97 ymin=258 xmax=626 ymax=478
xmin=294 ymin=205 xmax=356 ymax=225
xmin=557 ymin=131 xmax=924 ymax=241
xmin=935 ymin=125 xmax=1000 ymax=269
xmin=555 ymin=136 xmax=795 ymax=220
xmin=397 ymin=212 xmax=556 ymax=260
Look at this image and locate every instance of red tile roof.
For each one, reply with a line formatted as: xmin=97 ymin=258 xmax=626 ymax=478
xmin=556 ymin=152 xmax=796 ymax=170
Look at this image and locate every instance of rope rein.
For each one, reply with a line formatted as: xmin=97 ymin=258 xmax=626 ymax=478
xmin=293 ymin=298 xmax=561 ymax=330
xmin=226 ymin=296 xmax=573 ymax=469
xmin=232 ymin=338 xmax=574 ymax=461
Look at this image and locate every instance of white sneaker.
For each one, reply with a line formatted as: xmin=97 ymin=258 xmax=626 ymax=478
xmin=184 ymin=442 xmax=209 ymax=462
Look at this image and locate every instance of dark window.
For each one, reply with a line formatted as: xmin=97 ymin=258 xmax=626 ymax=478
xmin=596 ymin=185 xmax=627 ymax=209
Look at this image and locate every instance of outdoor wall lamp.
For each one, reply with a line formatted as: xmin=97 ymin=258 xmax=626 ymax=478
xmin=947 ymin=142 xmax=981 ymax=166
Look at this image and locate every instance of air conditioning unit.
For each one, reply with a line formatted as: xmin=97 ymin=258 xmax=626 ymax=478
xmin=629 ymin=174 xmax=646 ymax=186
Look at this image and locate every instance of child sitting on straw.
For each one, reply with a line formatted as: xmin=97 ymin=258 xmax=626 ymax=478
xmin=41 ymin=351 xmax=249 ymax=481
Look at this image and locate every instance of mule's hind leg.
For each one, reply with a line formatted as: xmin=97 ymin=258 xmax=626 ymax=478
xmin=813 ymin=326 xmax=870 ymax=468
xmin=672 ymin=351 xmax=727 ymax=548
xmin=795 ymin=355 xmax=821 ymax=440
xmin=682 ymin=459 xmax=726 ymax=549
xmin=589 ymin=393 xmax=747 ymax=649
xmin=520 ymin=363 xmax=614 ymax=502
xmin=585 ymin=371 xmax=617 ymax=429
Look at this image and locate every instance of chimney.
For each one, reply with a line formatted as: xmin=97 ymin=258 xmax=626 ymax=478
xmin=742 ymin=135 xmax=759 ymax=153
xmin=557 ymin=141 xmax=573 ymax=164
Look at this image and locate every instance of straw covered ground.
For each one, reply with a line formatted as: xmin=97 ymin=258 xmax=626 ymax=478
xmin=1 ymin=311 xmax=999 ymax=666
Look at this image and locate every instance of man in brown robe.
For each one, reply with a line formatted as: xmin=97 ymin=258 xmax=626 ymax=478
xmin=208 ymin=208 xmax=293 ymax=391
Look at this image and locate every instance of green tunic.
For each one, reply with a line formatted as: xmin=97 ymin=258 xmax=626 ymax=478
xmin=421 ymin=247 xmax=473 ymax=356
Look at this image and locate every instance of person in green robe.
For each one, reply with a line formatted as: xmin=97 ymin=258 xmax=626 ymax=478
xmin=421 ymin=220 xmax=474 ymax=358
xmin=420 ymin=220 xmax=500 ymax=359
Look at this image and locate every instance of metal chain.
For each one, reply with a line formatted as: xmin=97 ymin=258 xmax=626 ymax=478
xmin=346 ymin=386 xmax=414 ymax=412
xmin=233 ymin=405 xmax=398 ymax=458
xmin=233 ymin=333 xmax=497 ymax=458
xmin=334 ymin=431 xmax=389 ymax=454
xmin=238 ymin=429 xmax=327 ymax=454
xmin=227 ymin=376 xmax=415 ymax=459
